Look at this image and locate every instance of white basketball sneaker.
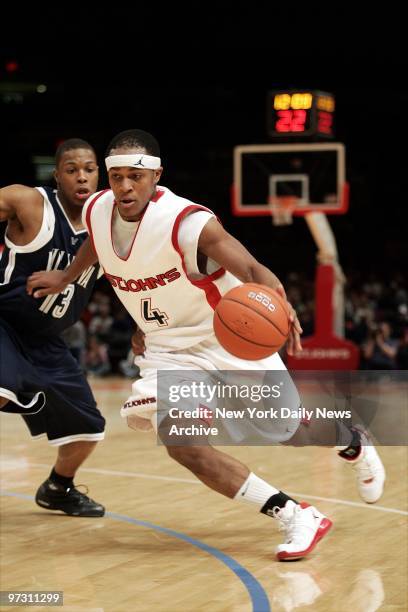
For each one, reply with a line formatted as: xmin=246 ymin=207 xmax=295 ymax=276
xmin=273 ymin=500 xmax=332 ymax=561
xmin=339 ymin=425 xmax=386 ymax=504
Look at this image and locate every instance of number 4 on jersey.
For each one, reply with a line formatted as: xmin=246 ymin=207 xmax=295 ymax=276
xmin=141 ymin=298 xmax=169 ymax=327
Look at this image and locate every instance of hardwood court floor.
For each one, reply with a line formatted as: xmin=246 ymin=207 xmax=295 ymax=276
xmin=1 ymin=376 xmax=407 ymax=611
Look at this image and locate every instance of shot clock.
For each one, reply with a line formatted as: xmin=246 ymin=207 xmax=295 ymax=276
xmin=267 ymin=90 xmax=335 ymax=139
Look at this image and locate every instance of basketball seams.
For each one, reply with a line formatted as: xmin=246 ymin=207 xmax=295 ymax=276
xmin=213 ymin=282 xmax=291 ymax=359
xmin=214 ymin=310 xmax=282 ymax=350
xmin=222 ymin=297 xmax=289 ymax=337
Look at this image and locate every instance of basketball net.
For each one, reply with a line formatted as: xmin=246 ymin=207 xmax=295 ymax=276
xmin=267 ymin=196 xmax=297 ymax=226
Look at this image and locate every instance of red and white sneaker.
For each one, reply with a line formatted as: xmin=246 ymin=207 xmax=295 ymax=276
xmin=339 ymin=425 xmax=386 ymax=504
xmin=273 ymin=500 xmax=332 ymax=561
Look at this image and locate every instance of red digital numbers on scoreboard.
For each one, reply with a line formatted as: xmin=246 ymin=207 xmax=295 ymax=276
xmin=317 ymin=111 xmax=333 ymax=135
xmin=275 ymin=110 xmax=307 ymax=133
xmin=268 ymin=90 xmax=335 ymax=139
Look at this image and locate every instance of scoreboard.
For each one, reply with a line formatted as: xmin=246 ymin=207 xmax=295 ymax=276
xmin=267 ymin=90 xmax=335 ymax=139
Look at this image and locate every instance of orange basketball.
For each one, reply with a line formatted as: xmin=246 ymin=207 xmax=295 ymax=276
xmin=213 ymin=283 xmax=291 ymax=360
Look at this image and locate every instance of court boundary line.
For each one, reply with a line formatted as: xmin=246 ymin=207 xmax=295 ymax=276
xmin=0 ymin=490 xmax=271 ymax=612
xmin=14 ymin=462 xmax=408 ymax=516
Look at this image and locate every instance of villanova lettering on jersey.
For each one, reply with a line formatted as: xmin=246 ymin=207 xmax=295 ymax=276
xmin=0 ymin=186 xmax=99 ymax=339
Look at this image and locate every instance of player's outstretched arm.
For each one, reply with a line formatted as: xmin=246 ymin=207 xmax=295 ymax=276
xmin=197 ymin=218 xmax=302 ymax=354
xmin=198 ymin=218 xmax=283 ymax=288
xmin=27 ymin=237 xmax=98 ymax=298
xmin=0 ymin=185 xmax=43 ymax=224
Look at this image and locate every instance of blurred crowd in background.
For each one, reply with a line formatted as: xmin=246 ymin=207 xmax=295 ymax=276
xmin=59 ymin=269 xmax=408 ymax=377
xmin=60 ymin=284 xmax=139 ymax=380
xmin=286 ymin=270 xmax=408 ymax=370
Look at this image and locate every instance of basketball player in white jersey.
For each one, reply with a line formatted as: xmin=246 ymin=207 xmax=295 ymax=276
xmin=28 ymin=129 xmax=385 ymax=561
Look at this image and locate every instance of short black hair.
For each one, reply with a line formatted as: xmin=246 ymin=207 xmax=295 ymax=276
xmin=55 ymin=138 xmax=96 ymax=166
xmin=105 ymin=129 xmax=160 ymax=157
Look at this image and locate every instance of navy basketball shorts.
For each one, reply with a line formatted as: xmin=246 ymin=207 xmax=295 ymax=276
xmin=0 ymin=319 xmax=105 ymax=446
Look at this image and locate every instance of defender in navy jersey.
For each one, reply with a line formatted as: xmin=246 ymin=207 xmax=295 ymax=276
xmin=0 ymin=139 xmax=105 ymax=517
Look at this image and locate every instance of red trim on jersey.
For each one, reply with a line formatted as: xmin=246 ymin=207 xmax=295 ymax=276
xmin=85 ymin=189 xmax=110 ymax=255
xmin=151 ymin=188 xmax=165 ymax=203
xmin=171 ymin=205 xmax=225 ymax=310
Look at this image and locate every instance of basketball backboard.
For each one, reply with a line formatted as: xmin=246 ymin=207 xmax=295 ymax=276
xmin=232 ymin=143 xmax=348 ymax=217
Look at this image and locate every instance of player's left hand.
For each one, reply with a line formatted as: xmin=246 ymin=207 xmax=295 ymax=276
xmin=274 ymin=285 xmax=303 ymax=355
xmin=26 ymin=270 xmax=70 ymax=297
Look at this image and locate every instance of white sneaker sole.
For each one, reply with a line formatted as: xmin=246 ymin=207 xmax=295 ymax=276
xmin=276 ymin=517 xmax=333 ymax=561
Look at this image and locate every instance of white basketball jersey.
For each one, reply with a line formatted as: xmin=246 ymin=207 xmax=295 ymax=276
xmin=84 ymin=186 xmax=240 ymax=352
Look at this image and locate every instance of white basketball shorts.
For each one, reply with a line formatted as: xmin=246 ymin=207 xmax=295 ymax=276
xmin=121 ymin=336 xmax=301 ymax=443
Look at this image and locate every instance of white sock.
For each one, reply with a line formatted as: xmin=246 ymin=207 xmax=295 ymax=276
xmin=234 ymin=472 xmax=280 ymax=507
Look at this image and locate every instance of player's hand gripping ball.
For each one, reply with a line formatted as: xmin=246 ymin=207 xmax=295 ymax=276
xmin=213 ymin=283 xmax=291 ymax=360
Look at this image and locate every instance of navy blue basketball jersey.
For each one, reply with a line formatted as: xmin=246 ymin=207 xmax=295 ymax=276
xmin=0 ymin=187 xmax=100 ymax=340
